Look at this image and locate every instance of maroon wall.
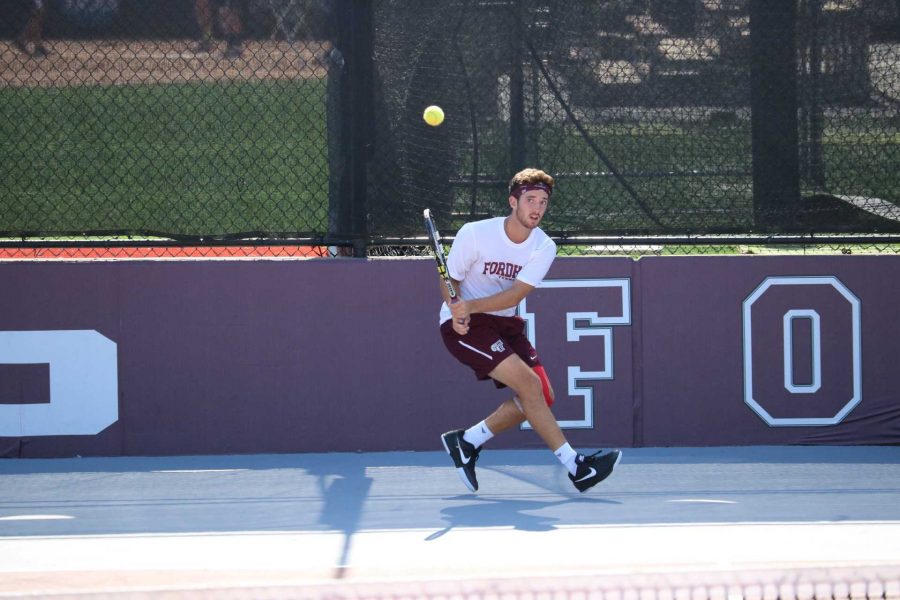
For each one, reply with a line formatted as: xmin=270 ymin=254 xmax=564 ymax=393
xmin=1 ymin=256 xmax=898 ymax=457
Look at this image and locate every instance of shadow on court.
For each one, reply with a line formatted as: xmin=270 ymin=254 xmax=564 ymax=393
xmin=1 ymin=446 xmax=899 ymax=539
xmin=426 ymin=494 xmax=622 ymax=540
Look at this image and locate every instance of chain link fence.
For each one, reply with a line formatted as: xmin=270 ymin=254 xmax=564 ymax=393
xmin=1 ymin=0 xmax=334 ymax=257
xmin=1 ymin=0 xmax=898 ymax=257
xmin=366 ymin=0 xmax=900 ymax=255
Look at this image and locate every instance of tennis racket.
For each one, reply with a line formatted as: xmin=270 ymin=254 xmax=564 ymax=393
xmin=423 ymin=209 xmax=458 ymax=303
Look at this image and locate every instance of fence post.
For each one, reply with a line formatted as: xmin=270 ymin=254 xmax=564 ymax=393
xmin=509 ymin=0 xmax=527 ymax=173
xmin=749 ymin=0 xmax=801 ymax=231
xmin=334 ymin=0 xmax=375 ymax=256
xmin=799 ymin=0 xmax=826 ymax=188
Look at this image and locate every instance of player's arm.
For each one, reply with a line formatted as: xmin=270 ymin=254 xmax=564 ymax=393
xmin=449 ymin=280 xmax=534 ymax=322
xmin=450 ymin=235 xmax=554 ymax=323
xmin=468 ymin=280 xmax=534 ymax=313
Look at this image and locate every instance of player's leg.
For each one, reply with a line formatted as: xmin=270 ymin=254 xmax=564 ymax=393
xmin=490 ymin=353 xmax=621 ymax=493
xmin=17 ymin=0 xmax=47 ymax=57
xmin=437 ymin=313 xmax=620 ymax=493
xmin=438 ymin=314 xmax=515 ymax=492
xmin=194 ymin=0 xmax=215 ymax=52
xmin=438 ymin=394 xmax=524 ymax=493
xmin=487 ymin=354 xmax=566 ymax=451
xmin=221 ymin=0 xmax=244 ymax=58
xmin=482 ymin=369 xmax=553 ymax=434
xmin=483 ymin=398 xmax=526 ymax=434
xmin=441 ymin=369 xmax=548 ymax=491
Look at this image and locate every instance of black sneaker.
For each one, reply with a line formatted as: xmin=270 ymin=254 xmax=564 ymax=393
xmin=441 ymin=429 xmax=481 ymax=492
xmin=569 ymin=449 xmax=622 ymax=492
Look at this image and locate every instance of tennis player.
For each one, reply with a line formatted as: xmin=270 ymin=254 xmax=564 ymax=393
xmin=14 ymin=0 xmax=48 ymax=58
xmin=437 ymin=167 xmax=621 ymax=493
xmin=194 ymin=0 xmax=244 ymax=58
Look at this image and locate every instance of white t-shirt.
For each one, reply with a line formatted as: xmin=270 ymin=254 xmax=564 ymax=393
xmin=439 ymin=217 xmax=557 ymax=324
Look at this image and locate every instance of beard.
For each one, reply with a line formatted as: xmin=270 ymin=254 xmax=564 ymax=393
xmin=514 ymin=206 xmax=542 ymax=229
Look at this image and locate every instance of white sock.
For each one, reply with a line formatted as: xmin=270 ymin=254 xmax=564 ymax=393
xmin=554 ymin=442 xmax=579 ymax=476
xmin=463 ymin=420 xmax=494 ymax=448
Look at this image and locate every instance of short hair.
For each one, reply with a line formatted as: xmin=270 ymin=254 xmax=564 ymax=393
xmin=508 ymin=168 xmax=554 ymax=196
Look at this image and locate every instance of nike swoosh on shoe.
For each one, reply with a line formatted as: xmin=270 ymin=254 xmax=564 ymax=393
xmin=459 ymin=444 xmax=471 ymax=464
xmin=575 ymin=467 xmax=597 ymax=483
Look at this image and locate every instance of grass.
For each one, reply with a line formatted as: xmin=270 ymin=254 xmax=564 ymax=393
xmin=0 ymin=78 xmax=329 ymax=238
xmin=448 ymin=118 xmax=755 ymax=234
xmin=1 ymin=78 xmax=897 ymax=244
xmin=534 ymin=116 xmax=899 ymax=235
xmin=452 ymin=117 xmax=757 ymax=233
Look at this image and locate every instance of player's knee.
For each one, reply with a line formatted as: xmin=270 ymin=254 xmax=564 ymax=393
xmin=517 ymin=372 xmax=545 ymax=407
xmin=518 ymin=368 xmax=553 ymax=409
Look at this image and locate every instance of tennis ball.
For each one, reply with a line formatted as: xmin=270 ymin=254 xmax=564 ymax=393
xmin=423 ymin=105 xmax=445 ymax=126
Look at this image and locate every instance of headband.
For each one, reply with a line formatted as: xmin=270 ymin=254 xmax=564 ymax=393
xmin=510 ymin=182 xmax=553 ymax=199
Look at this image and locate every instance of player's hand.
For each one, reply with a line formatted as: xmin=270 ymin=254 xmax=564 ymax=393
xmin=450 ymin=299 xmax=471 ymax=335
xmin=450 ymin=297 xmax=470 ymax=322
xmin=452 ymin=316 xmax=470 ymax=335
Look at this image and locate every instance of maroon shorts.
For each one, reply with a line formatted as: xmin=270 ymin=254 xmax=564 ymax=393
xmin=440 ymin=313 xmax=541 ymax=388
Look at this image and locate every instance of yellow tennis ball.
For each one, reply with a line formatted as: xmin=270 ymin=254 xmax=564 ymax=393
xmin=423 ymin=105 xmax=445 ymax=126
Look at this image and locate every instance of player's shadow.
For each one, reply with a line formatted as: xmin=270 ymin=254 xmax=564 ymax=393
xmin=425 ymin=495 xmax=619 ymax=541
xmin=307 ymin=462 xmax=373 ymax=578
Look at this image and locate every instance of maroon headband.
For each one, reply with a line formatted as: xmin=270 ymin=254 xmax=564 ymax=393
xmin=510 ymin=182 xmax=552 ymax=199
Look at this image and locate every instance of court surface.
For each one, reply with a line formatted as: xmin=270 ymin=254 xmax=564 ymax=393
xmin=1 ymin=446 xmax=899 ymax=598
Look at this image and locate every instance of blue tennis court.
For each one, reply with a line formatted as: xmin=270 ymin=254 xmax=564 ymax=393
xmin=2 ymin=446 xmax=899 ymax=598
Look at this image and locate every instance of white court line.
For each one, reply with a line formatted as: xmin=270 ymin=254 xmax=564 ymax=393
xmin=2 ymin=521 xmax=899 ymax=580
xmin=667 ymin=499 xmax=738 ymax=504
xmin=151 ymin=469 xmax=249 ymax=474
xmin=0 ymin=515 xmax=74 ymax=521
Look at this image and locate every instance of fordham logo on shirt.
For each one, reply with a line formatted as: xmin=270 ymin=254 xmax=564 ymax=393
xmin=482 ymin=261 xmax=523 ymax=281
